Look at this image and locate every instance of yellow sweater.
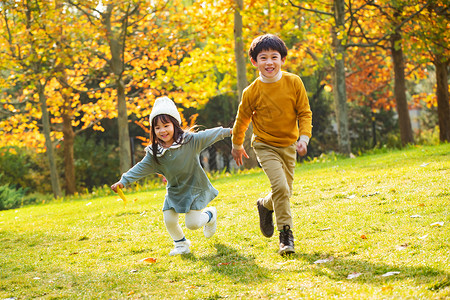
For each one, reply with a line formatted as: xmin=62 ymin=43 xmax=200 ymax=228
xmin=232 ymin=72 xmax=312 ymax=148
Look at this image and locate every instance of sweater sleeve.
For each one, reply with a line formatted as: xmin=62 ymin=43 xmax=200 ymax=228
xmin=232 ymin=88 xmax=253 ymax=148
xmin=119 ymin=152 xmax=156 ymax=187
xmin=191 ymin=127 xmax=231 ymax=152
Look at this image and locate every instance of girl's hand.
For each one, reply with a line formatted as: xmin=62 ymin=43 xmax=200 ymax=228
xmin=111 ymin=182 xmax=124 ymax=193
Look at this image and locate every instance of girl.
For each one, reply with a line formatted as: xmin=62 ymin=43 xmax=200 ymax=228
xmin=111 ymin=97 xmax=231 ymax=256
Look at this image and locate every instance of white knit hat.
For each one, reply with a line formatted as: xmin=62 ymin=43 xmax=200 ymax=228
xmin=149 ymin=96 xmax=182 ymax=125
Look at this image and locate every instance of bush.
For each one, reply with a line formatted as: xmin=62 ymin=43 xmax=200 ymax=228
xmin=0 ymin=183 xmax=26 ymax=210
xmin=72 ymin=135 xmax=121 ymax=191
xmin=0 ymin=146 xmax=42 ymax=191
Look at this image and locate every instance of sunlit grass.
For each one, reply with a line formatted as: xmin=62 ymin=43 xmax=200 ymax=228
xmin=1 ymin=144 xmax=449 ymax=299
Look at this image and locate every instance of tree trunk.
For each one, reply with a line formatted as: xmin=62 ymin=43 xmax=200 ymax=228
xmin=234 ymin=0 xmax=258 ymax=168
xmin=38 ymin=83 xmax=62 ymax=198
xmin=104 ymin=4 xmax=132 ymax=174
xmin=332 ymin=0 xmax=351 ymax=155
xmin=434 ymin=57 xmax=450 ymax=142
xmin=62 ymin=111 xmax=76 ymax=195
xmin=117 ymin=75 xmax=132 ymax=173
xmin=390 ymin=31 xmax=414 ymax=146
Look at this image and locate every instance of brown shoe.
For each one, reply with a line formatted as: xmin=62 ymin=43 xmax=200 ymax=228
xmin=279 ymin=225 xmax=295 ymax=256
xmin=257 ymin=199 xmax=274 ymax=237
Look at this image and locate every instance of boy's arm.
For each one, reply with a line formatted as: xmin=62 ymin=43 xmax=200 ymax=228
xmin=231 ymin=91 xmax=253 ymax=165
xmin=232 ymin=91 xmax=253 ymax=149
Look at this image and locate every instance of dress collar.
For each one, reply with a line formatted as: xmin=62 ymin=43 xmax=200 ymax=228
xmin=145 ymin=134 xmax=185 ymax=157
xmin=259 ymin=70 xmax=283 ymax=83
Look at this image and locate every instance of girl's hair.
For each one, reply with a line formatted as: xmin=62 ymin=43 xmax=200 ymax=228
xmin=150 ymin=114 xmax=184 ymax=164
xmin=248 ymin=34 xmax=288 ymax=62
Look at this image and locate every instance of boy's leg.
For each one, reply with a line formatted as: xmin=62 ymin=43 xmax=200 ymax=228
xmin=253 ymin=142 xmax=296 ymax=255
xmin=253 ymin=142 xmax=296 ymax=230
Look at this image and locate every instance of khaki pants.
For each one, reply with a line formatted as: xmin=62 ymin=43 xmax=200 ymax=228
xmin=253 ymin=141 xmax=296 ymax=230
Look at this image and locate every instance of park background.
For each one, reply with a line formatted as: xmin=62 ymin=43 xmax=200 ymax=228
xmin=0 ymin=0 xmax=449 ymax=206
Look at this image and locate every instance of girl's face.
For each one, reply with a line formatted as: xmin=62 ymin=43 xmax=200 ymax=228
xmin=250 ymin=49 xmax=285 ymax=78
xmin=154 ymin=118 xmax=174 ymax=148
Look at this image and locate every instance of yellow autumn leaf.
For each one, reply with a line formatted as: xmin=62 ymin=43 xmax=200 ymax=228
xmin=117 ymin=186 xmax=127 ymax=204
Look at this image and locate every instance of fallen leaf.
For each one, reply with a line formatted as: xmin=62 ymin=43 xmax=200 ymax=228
xmin=431 ymin=222 xmax=444 ymax=227
xmin=382 ymin=271 xmax=400 ymax=277
xmin=140 ymin=257 xmax=157 ymax=263
xmin=418 ymin=203 xmax=425 ymax=207
xmin=347 ymin=272 xmax=362 ymax=279
xmin=127 ymin=291 xmax=135 ymax=296
xmin=360 ymin=235 xmax=367 ymax=239
xmin=318 ymin=227 xmax=331 ymax=231
xmin=314 ymin=257 xmax=334 ymax=264
xmin=382 ymin=286 xmax=393 ymax=291
xmin=218 ymin=261 xmax=235 ymax=266
xmin=395 ymin=243 xmax=408 ymax=250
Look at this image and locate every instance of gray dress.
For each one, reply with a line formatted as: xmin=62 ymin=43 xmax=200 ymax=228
xmin=119 ymin=127 xmax=231 ymax=213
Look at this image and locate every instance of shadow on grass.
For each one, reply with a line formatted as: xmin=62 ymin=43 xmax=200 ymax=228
xmin=181 ymin=243 xmax=271 ymax=284
xmin=286 ymin=252 xmax=450 ymax=290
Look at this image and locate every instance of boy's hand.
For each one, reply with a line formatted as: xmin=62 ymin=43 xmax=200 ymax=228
xmin=231 ymin=147 xmax=249 ymax=166
xmin=296 ymin=141 xmax=308 ymax=156
xmin=111 ymin=182 xmax=124 ymax=193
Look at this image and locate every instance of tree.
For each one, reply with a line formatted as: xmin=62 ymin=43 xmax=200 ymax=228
xmin=1 ymin=0 xmax=63 ymax=197
xmin=352 ymin=0 xmax=433 ymax=146
xmin=289 ymin=0 xmax=351 ymax=154
xmin=412 ymin=1 xmax=450 ymax=142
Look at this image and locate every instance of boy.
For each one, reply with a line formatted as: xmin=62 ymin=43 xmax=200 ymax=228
xmin=231 ymin=34 xmax=312 ymax=255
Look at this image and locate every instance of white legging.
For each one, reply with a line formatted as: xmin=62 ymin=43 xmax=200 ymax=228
xmin=163 ymin=209 xmax=210 ymax=241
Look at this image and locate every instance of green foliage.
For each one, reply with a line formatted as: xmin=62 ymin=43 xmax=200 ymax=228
xmin=0 ymin=147 xmax=41 ymax=190
xmin=0 ymin=181 xmax=25 ymax=211
xmin=348 ymin=104 xmax=400 ymax=152
xmin=72 ymin=135 xmax=121 ymax=191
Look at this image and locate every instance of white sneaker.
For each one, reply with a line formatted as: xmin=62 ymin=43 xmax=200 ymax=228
xmin=169 ymin=239 xmax=191 ymax=256
xmin=203 ymin=207 xmax=217 ymax=238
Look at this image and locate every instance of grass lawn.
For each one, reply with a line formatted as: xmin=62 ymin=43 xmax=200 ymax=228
xmin=1 ymin=144 xmax=449 ymax=299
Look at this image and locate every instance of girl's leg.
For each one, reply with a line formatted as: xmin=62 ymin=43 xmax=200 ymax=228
xmin=184 ymin=210 xmax=209 ymax=230
xmin=185 ymin=209 xmax=217 ymax=238
xmin=163 ymin=209 xmax=185 ymax=241
xmin=163 ymin=209 xmax=191 ymax=256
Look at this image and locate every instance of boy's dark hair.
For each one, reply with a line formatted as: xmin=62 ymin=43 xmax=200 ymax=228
xmin=150 ymin=114 xmax=184 ymax=164
xmin=249 ymin=34 xmax=288 ymax=62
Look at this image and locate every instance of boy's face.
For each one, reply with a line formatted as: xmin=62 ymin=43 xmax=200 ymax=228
xmin=250 ymin=49 xmax=285 ymax=79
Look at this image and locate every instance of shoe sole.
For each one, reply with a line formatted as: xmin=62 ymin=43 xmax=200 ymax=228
xmin=279 ymin=246 xmax=295 ymax=256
